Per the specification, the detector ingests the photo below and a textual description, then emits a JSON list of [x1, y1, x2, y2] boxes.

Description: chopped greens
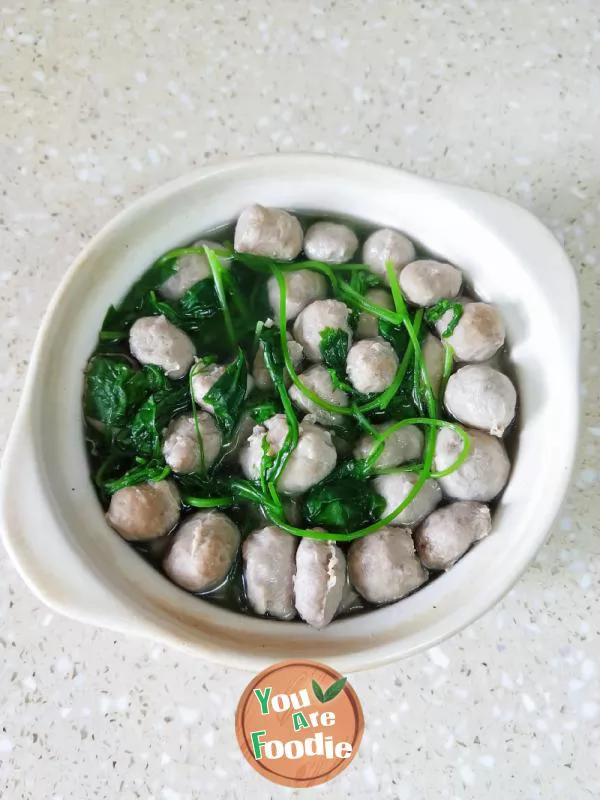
[[304, 477, 386, 532], [319, 327, 350, 375]]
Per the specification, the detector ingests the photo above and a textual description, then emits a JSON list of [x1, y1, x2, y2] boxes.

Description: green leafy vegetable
[[103, 459, 171, 494], [425, 299, 464, 337], [258, 324, 299, 500], [304, 477, 386, 532], [319, 327, 350, 376], [248, 400, 280, 424], [378, 318, 409, 355], [202, 349, 248, 435], [178, 279, 221, 320], [123, 384, 190, 457], [84, 357, 134, 427]]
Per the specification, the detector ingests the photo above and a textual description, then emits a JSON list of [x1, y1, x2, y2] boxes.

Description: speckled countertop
[[1, 2, 599, 798]]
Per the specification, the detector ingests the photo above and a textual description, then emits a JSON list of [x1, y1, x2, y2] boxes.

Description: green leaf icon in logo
[[312, 676, 348, 704]]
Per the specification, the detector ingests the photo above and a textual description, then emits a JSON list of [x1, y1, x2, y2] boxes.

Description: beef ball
[[362, 228, 416, 282], [414, 501, 492, 570], [267, 269, 328, 323], [434, 426, 510, 501], [234, 204, 303, 260], [353, 423, 424, 468], [163, 511, 240, 593], [289, 364, 350, 427], [106, 480, 180, 541], [436, 301, 505, 362], [239, 414, 337, 495], [243, 526, 297, 620], [129, 315, 195, 379], [162, 413, 222, 473], [294, 536, 346, 628], [444, 364, 517, 436], [399, 259, 462, 307], [348, 527, 428, 604], [346, 338, 399, 394], [303, 221, 358, 264], [373, 472, 442, 526]]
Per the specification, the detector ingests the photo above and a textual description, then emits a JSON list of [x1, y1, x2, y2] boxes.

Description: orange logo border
[[235, 659, 364, 788]]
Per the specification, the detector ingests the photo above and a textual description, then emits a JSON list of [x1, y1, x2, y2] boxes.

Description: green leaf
[[378, 318, 408, 355], [248, 400, 280, 424], [119, 258, 179, 314], [304, 477, 385, 532], [323, 677, 348, 702], [123, 383, 190, 457], [425, 300, 464, 337], [178, 278, 220, 320], [103, 459, 171, 494], [256, 325, 299, 494], [312, 679, 325, 703], [84, 356, 135, 427], [128, 395, 160, 456], [319, 327, 349, 376], [203, 349, 248, 435], [258, 325, 286, 374]]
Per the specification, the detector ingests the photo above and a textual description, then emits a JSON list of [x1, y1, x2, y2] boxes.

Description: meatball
[[162, 413, 222, 473], [303, 221, 358, 264], [436, 301, 505, 362], [293, 299, 352, 362], [422, 333, 445, 397], [129, 315, 195, 379], [294, 536, 346, 629], [373, 472, 442, 526], [158, 239, 222, 301], [355, 288, 394, 339], [414, 501, 492, 570], [162, 510, 240, 593], [267, 269, 328, 323], [243, 526, 297, 620], [253, 334, 303, 390], [106, 480, 180, 541], [434, 426, 510, 501], [348, 527, 428, 604], [239, 414, 337, 495], [444, 365, 517, 436], [289, 364, 349, 427], [399, 259, 462, 307], [353, 422, 424, 469], [234, 204, 303, 260], [346, 338, 399, 394], [362, 228, 416, 282]]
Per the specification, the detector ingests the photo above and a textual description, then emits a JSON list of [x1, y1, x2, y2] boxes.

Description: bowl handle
[[0, 407, 137, 633], [438, 181, 580, 351]]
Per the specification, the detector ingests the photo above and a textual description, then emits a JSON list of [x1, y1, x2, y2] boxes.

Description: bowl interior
[[21, 157, 578, 670]]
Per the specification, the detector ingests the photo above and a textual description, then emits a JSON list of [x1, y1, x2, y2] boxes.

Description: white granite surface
[[1, 1, 599, 798]]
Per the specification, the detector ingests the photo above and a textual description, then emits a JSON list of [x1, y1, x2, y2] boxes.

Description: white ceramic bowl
[[0, 155, 579, 673]]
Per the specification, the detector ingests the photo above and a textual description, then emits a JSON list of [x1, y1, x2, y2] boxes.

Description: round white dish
[[0, 155, 580, 673]]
